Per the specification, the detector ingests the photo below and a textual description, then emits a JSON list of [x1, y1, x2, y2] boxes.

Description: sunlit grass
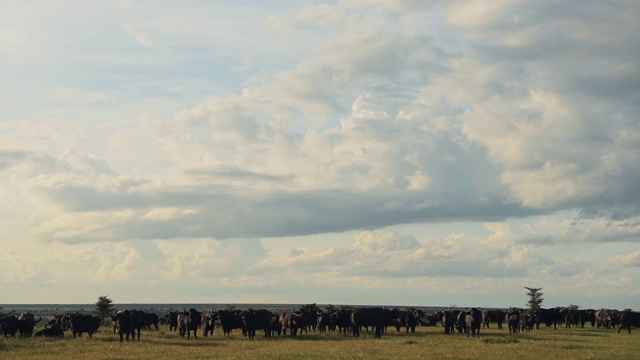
[[0, 325, 636, 359]]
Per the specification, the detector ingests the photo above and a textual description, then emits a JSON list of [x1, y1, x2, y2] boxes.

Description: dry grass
[[0, 325, 637, 360]]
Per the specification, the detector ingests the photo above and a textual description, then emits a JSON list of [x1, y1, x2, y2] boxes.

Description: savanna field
[[1, 324, 637, 360]]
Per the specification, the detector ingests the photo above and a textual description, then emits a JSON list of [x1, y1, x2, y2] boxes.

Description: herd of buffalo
[[1, 306, 638, 341]]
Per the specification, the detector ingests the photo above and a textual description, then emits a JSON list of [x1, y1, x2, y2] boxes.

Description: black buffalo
[[482, 309, 504, 329], [166, 311, 179, 332], [17, 312, 42, 337], [395, 309, 417, 333], [34, 324, 65, 338], [440, 310, 459, 335], [242, 309, 275, 339], [351, 307, 398, 338], [331, 309, 352, 334], [618, 310, 640, 334], [418, 312, 440, 326], [217, 309, 244, 336], [144, 312, 159, 330], [1, 315, 19, 337], [317, 311, 331, 334], [112, 309, 146, 342], [535, 308, 560, 330], [69, 313, 101, 338]]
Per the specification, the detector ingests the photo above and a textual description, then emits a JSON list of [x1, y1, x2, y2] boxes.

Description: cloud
[[615, 251, 640, 267], [120, 23, 154, 47], [1, 1, 640, 308]]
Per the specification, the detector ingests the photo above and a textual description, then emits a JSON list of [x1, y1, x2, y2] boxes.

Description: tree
[[95, 295, 114, 324], [524, 287, 544, 311]]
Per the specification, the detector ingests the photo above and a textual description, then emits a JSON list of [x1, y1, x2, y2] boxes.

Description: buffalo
[[17, 312, 42, 337], [217, 309, 244, 336], [1, 315, 19, 337], [317, 311, 331, 334], [351, 307, 397, 338], [440, 310, 459, 335], [69, 313, 101, 338], [34, 323, 65, 338], [111, 309, 145, 342], [166, 311, 179, 332], [242, 309, 275, 339], [144, 312, 159, 330], [48, 313, 71, 331], [178, 308, 201, 340], [455, 310, 467, 334], [519, 310, 535, 332], [201, 312, 216, 337], [618, 310, 640, 334], [395, 309, 417, 333], [535, 308, 560, 330], [507, 308, 520, 334], [595, 309, 610, 329], [281, 312, 306, 337], [465, 308, 482, 338], [331, 309, 352, 334], [418, 312, 440, 327], [482, 309, 504, 329], [269, 312, 282, 336]]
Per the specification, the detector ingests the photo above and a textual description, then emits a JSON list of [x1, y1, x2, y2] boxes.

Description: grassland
[[0, 325, 636, 360]]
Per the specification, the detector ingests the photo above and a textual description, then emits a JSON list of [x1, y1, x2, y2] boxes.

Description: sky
[[1, 0, 639, 310]]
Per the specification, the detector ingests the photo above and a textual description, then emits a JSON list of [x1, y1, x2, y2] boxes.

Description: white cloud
[[120, 23, 154, 47], [1, 0, 639, 308], [615, 251, 640, 267]]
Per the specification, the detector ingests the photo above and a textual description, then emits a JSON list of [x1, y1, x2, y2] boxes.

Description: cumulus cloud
[[615, 251, 640, 267], [1, 0, 640, 307]]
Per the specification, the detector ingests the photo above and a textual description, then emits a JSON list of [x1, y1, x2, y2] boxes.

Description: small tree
[[525, 287, 544, 311], [95, 295, 114, 324]]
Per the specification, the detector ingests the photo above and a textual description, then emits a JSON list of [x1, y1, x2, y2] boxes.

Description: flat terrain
[[0, 325, 636, 360]]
